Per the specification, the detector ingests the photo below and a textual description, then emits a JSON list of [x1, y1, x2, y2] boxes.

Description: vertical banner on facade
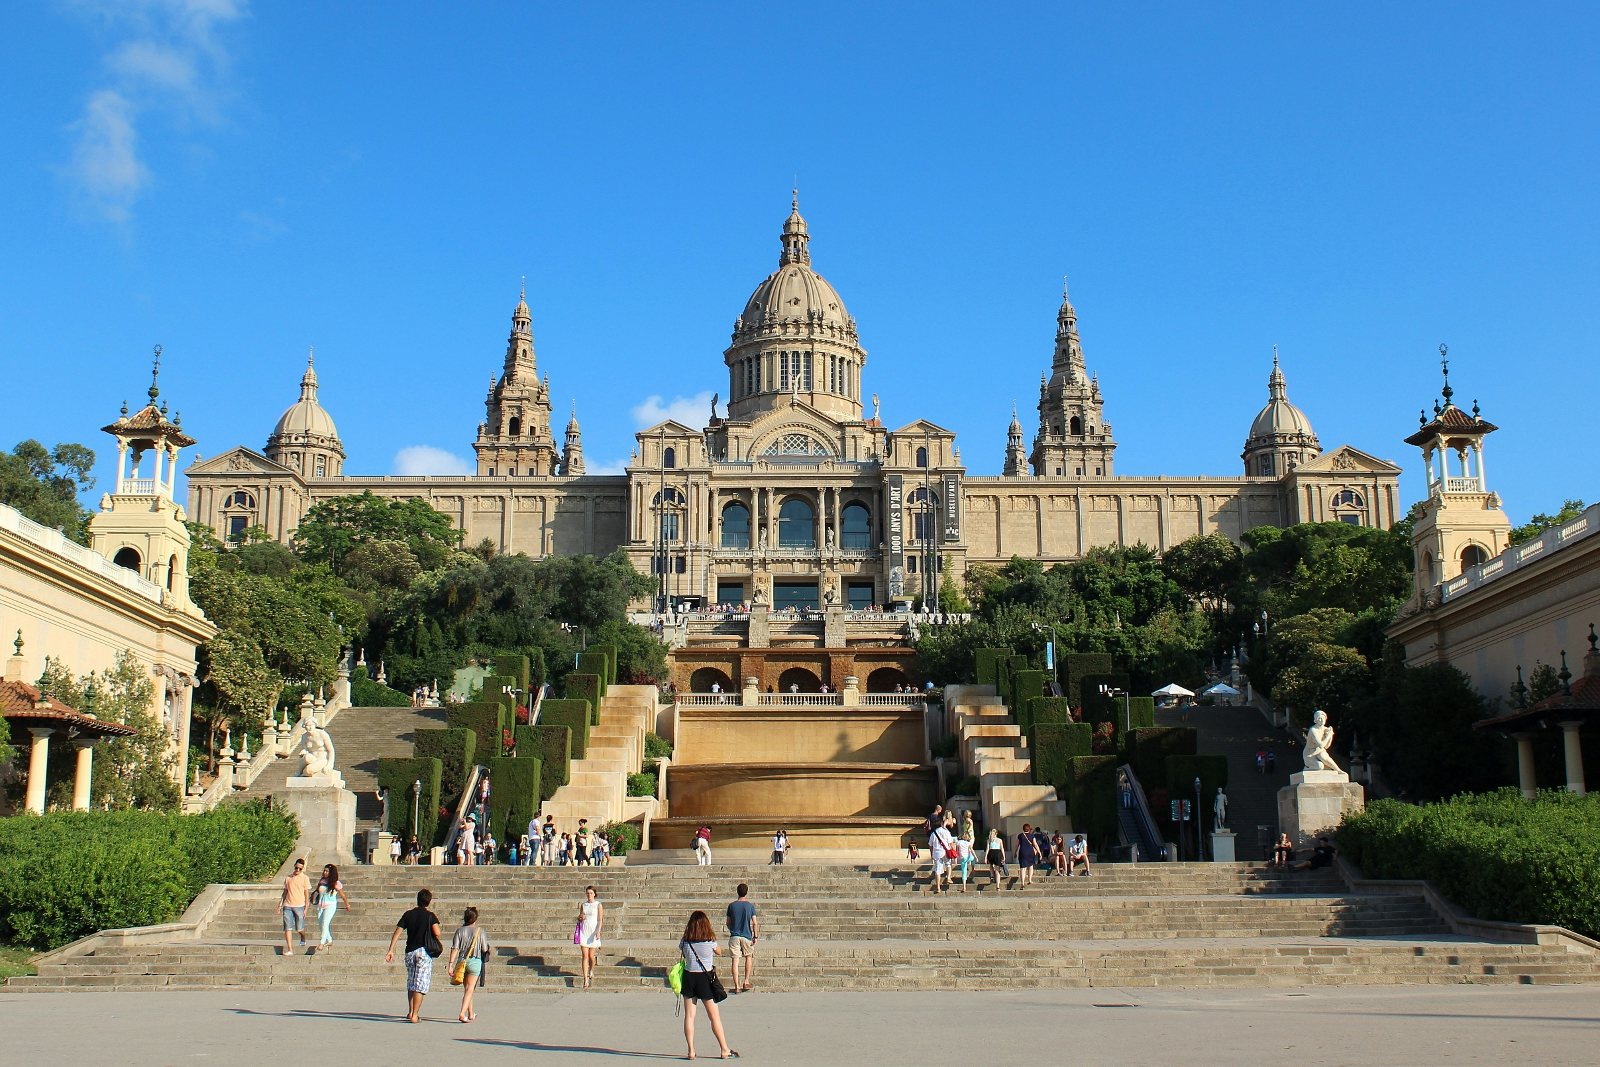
[[942, 472, 961, 543], [886, 475, 905, 600]]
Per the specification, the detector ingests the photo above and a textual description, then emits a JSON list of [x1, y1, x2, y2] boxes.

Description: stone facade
[[188, 198, 1401, 606]]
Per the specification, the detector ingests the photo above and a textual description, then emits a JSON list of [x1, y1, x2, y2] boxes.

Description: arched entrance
[[867, 667, 911, 693], [777, 667, 822, 693], [113, 547, 141, 572], [690, 667, 735, 694]]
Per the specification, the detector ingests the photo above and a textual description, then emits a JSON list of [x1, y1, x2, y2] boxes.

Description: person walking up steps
[[447, 906, 491, 1023], [278, 857, 310, 956], [1015, 823, 1039, 888], [694, 824, 713, 865], [726, 883, 759, 993], [312, 863, 351, 953], [576, 885, 604, 989], [385, 889, 442, 1024], [929, 817, 956, 894], [985, 827, 1008, 890], [678, 910, 738, 1060]]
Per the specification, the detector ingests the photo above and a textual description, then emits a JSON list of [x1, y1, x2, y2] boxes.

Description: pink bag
[[573, 922, 583, 946]]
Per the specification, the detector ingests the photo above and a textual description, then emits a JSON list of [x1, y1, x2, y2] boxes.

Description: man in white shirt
[[929, 821, 955, 894]]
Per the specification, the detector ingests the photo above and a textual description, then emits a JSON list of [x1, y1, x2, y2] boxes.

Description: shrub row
[[350, 673, 412, 707], [1126, 726, 1198, 790], [1339, 790, 1600, 940], [485, 755, 542, 848], [413, 727, 476, 811], [1065, 754, 1119, 847], [515, 725, 572, 801], [540, 699, 592, 758], [1033, 722, 1093, 790], [0, 802, 298, 951], [376, 756, 443, 847], [565, 675, 602, 724]]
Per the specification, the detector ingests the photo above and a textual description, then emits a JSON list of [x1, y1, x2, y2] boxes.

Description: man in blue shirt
[[726, 883, 760, 993]]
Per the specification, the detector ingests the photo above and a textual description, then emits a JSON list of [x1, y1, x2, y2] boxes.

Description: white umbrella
[[1151, 683, 1196, 698], [1202, 681, 1241, 698]]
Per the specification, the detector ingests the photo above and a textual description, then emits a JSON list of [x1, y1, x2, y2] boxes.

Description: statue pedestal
[[279, 781, 357, 865], [1210, 829, 1236, 862], [1278, 771, 1364, 848], [373, 831, 395, 865]]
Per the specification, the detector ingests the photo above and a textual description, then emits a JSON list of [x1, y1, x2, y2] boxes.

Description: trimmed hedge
[[414, 727, 476, 811], [1034, 722, 1094, 790], [1024, 696, 1073, 748], [627, 772, 657, 797], [541, 699, 592, 758], [377, 756, 443, 847], [566, 674, 602, 723], [493, 654, 530, 695], [1127, 726, 1198, 790], [592, 643, 618, 685], [486, 755, 542, 851], [517, 724, 572, 800], [1340, 791, 1600, 940], [1063, 653, 1113, 707], [351, 673, 412, 707], [975, 648, 1007, 687], [1065, 754, 1119, 847], [447, 701, 507, 763], [0, 802, 298, 950], [1082, 672, 1133, 751], [579, 649, 612, 692]]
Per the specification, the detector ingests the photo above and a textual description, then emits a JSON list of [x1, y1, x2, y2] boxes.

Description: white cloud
[[393, 446, 474, 477], [63, 0, 248, 222], [70, 90, 148, 222], [585, 457, 630, 475], [632, 391, 715, 429]]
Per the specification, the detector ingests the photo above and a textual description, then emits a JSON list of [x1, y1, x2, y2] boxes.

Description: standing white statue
[[1213, 786, 1228, 829], [1302, 709, 1339, 772]]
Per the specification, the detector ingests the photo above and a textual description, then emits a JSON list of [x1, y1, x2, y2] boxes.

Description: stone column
[[25, 727, 54, 813], [1560, 721, 1586, 795], [1514, 732, 1537, 800], [72, 740, 96, 811]]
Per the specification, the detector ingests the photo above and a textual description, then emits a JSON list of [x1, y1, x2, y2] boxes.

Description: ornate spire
[[504, 284, 537, 378], [1439, 343, 1454, 405], [562, 401, 585, 475], [148, 344, 162, 403], [1003, 402, 1028, 477], [779, 189, 811, 267], [1268, 344, 1287, 400], [1052, 276, 1085, 379], [299, 346, 319, 402]]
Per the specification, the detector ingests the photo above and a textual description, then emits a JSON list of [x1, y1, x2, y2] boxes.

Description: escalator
[[1114, 763, 1168, 862]]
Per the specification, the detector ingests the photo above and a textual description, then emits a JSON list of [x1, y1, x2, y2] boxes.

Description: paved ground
[[6, 985, 1598, 1064]]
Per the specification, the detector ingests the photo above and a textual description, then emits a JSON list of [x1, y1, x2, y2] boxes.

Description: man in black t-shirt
[[385, 888, 441, 1023]]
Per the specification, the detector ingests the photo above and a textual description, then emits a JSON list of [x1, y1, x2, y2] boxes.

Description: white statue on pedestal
[[1213, 786, 1228, 829], [298, 702, 339, 780], [1303, 709, 1339, 772]]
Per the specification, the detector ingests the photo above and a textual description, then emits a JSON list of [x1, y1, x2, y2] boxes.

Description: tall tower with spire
[[1241, 346, 1320, 477], [1402, 345, 1511, 603], [474, 283, 557, 476], [1030, 279, 1116, 477], [90, 346, 200, 612], [561, 404, 586, 476], [1002, 404, 1029, 477]]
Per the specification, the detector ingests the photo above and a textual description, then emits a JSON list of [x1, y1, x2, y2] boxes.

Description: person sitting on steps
[[1289, 836, 1335, 871]]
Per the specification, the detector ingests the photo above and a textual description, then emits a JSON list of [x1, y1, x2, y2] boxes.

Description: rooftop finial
[[148, 344, 163, 402], [1559, 650, 1573, 695], [1062, 274, 1070, 301], [520, 275, 526, 302], [1589, 622, 1598, 655], [307, 344, 315, 369], [12, 630, 21, 657], [792, 186, 799, 212], [1273, 343, 1280, 368], [1439, 343, 1453, 403]]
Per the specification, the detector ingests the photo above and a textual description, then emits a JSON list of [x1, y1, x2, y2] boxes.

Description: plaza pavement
[[6, 984, 1598, 1065]]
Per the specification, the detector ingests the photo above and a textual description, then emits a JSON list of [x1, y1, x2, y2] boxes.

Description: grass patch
[[0, 943, 38, 980]]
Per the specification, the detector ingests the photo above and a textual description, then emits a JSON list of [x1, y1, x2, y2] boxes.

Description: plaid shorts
[[405, 948, 432, 994]]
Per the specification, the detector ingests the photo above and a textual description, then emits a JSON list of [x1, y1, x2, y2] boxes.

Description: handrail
[[1116, 763, 1168, 861], [440, 763, 486, 861]]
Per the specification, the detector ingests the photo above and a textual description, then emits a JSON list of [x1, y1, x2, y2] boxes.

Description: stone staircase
[[12, 863, 1599, 992], [537, 685, 656, 829], [947, 684, 1070, 838], [1157, 700, 1300, 860]]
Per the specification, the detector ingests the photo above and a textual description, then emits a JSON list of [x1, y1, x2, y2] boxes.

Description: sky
[[2, 2, 1597, 526]]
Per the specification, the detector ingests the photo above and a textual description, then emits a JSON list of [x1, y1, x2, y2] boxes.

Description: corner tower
[[1242, 347, 1320, 477], [474, 283, 557, 476], [89, 346, 199, 612], [1031, 280, 1116, 477], [1403, 345, 1511, 601], [723, 193, 868, 423]]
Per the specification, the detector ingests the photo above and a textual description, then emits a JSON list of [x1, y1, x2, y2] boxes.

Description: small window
[[227, 516, 248, 540], [1333, 489, 1366, 509], [720, 502, 750, 548], [841, 503, 871, 549], [664, 446, 677, 469], [314, 457, 326, 478], [1069, 416, 1083, 435], [1095, 467, 1102, 476], [1338, 514, 1361, 525], [488, 467, 497, 477], [915, 446, 928, 468], [1259, 455, 1275, 477], [509, 416, 522, 437], [113, 547, 142, 571], [224, 491, 256, 510], [1460, 544, 1488, 572]]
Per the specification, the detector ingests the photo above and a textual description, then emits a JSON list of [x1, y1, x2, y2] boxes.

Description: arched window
[[1333, 489, 1366, 509], [915, 446, 928, 468], [1332, 487, 1367, 526], [167, 554, 178, 591], [908, 487, 940, 542], [314, 456, 326, 478], [1069, 415, 1083, 436], [721, 501, 751, 548], [663, 446, 677, 469], [224, 491, 256, 511], [840, 502, 871, 549], [778, 497, 815, 548], [1460, 544, 1488, 573], [509, 416, 522, 437], [653, 487, 685, 543], [113, 547, 141, 572]]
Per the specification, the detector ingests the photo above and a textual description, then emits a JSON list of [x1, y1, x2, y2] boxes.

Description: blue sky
[[3, 3, 1596, 525]]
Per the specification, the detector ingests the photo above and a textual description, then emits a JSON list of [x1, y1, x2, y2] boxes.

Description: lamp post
[[411, 778, 421, 842], [1194, 775, 1204, 862]]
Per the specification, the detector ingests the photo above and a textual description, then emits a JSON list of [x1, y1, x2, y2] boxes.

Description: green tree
[[1509, 499, 1587, 546], [292, 491, 461, 574], [35, 653, 176, 810], [0, 440, 96, 543], [1162, 533, 1243, 608]]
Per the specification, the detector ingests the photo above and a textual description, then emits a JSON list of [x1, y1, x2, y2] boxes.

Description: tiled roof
[[1404, 403, 1498, 446], [0, 679, 138, 737]]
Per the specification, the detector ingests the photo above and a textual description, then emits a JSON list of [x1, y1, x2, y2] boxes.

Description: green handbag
[[667, 959, 685, 994]]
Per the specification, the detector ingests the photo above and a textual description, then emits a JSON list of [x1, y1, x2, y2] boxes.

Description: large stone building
[[187, 197, 1401, 608]]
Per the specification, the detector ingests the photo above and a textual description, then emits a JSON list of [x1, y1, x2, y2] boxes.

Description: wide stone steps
[[15, 938, 1600, 992]]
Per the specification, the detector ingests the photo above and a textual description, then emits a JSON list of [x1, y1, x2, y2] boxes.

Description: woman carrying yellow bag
[[446, 907, 490, 1023]]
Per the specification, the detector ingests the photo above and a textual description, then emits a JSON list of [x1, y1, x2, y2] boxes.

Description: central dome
[[273, 362, 340, 440], [723, 196, 868, 423]]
